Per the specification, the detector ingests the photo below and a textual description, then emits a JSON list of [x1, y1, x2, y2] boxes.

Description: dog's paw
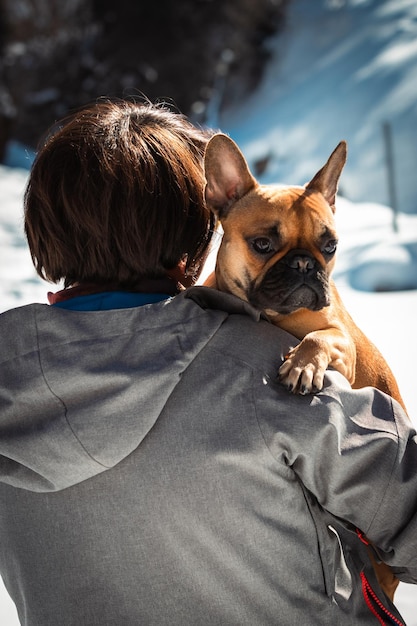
[[278, 343, 329, 395]]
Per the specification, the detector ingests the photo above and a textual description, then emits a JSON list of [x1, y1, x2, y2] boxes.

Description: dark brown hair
[[24, 98, 214, 288]]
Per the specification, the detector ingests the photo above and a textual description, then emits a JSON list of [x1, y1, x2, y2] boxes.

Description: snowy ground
[[1, 164, 416, 624]]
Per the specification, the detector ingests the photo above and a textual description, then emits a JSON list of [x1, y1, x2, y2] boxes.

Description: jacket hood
[[0, 287, 262, 492]]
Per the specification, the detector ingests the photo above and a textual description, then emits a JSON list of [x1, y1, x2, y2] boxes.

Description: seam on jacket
[[33, 308, 110, 469], [249, 362, 334, 602], [363, 395, 401, 537], [195, 315, 287, 467], [239, 359, 296, 470], [206, 340, 288, 469], [297, 479, 332, 599]]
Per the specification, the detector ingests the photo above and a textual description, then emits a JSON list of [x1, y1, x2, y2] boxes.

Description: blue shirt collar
[[52, 291, 171, 311]]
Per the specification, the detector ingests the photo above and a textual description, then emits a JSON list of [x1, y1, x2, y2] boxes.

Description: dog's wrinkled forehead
[[225, 184, 337, 243]]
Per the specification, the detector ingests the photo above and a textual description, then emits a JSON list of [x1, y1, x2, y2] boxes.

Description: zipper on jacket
[[360, 571, 405, 626]]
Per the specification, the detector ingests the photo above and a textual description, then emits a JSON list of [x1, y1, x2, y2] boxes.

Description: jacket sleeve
[[256, 369, 417, 583]]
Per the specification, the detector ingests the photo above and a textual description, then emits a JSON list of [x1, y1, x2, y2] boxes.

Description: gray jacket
[[0, 286, 416, 626]]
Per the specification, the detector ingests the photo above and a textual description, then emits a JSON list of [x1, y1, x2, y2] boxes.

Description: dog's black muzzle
[[248, 249, 330, 314]]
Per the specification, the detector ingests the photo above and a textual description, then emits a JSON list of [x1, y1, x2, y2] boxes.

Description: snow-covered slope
[[220, 0, 417, 215]]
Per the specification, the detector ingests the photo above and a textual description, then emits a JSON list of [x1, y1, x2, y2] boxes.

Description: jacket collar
[[48, 277, 182, 305]]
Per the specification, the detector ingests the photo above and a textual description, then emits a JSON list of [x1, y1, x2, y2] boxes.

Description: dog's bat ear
[[204, 133, 256, 218], [305, 141, 347, 213]]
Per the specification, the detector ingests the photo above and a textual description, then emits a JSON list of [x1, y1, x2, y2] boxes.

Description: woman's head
[[24, 98, 214, 288]]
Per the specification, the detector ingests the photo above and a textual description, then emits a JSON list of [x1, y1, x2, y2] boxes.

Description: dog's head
[[204, 134, 347, 319]]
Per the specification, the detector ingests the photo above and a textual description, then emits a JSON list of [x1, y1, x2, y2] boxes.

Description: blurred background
[[0, 0, 287, 160], [1, 0, 417, 221]]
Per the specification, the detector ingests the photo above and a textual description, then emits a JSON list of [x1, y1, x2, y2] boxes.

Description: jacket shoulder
[[184, 287, 298, 378]]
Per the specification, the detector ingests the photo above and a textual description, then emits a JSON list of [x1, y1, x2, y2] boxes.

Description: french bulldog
[[203, 133, 406, 410]]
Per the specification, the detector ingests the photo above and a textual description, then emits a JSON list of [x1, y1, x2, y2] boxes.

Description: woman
[[0, 99, 415, 626]]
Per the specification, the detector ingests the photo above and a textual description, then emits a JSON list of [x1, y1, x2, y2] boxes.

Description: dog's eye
[[322, 240, 338, 255], [252, 237, 274, 255]]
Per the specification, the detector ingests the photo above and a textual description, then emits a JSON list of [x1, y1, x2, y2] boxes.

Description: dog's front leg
[[278, 327, 356, 394]]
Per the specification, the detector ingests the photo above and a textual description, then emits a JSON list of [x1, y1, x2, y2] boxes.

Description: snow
[[1, 0, 417, 620], [219, 0, 417, 216]]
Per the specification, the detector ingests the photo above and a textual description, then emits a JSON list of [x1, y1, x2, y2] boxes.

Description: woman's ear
[[165, 258, 195, 289]]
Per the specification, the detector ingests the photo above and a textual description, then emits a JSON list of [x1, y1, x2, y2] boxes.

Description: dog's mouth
[[281, 283, 322, 308], [250, 283, 329, 315]]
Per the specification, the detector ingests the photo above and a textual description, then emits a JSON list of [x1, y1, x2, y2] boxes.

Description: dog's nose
[[288, 254, 315, 273]]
